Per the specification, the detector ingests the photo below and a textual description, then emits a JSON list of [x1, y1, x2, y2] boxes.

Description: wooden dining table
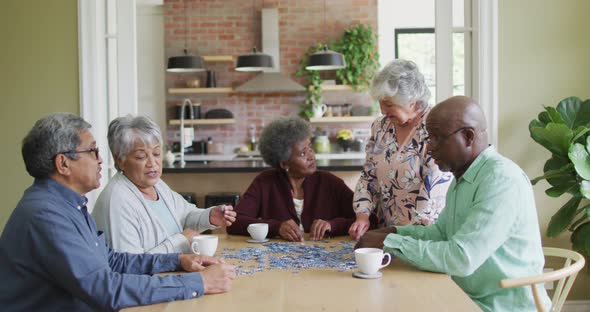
[[123, 234, 481, 312]]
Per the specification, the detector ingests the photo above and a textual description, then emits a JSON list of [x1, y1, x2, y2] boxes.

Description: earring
[[285, 168, 289, 172]]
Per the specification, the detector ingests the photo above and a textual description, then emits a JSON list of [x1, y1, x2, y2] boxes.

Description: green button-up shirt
[[384, 146, 550, 312]]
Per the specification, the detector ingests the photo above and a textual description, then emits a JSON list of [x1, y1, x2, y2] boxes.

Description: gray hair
[[108, 115, 163, 171], [370, 59, 431, 109], [22, 113, 92, 179], [259, 116, 312, 168]]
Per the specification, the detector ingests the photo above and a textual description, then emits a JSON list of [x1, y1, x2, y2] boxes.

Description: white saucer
[[247, 238, 269, 243], [352, 271, 383, 279]]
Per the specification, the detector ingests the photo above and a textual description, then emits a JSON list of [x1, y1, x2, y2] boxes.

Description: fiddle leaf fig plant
[[529, 96, 590, 264]]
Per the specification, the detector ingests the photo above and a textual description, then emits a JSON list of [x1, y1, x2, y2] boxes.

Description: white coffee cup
[[247, 223, 268, 241], [354, 248, 392, 275], [191, 235, 218, 256], [312, 103, 328, 118]]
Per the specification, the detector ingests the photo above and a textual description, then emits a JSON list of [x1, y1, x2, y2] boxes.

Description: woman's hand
[[209, 204, 237, 227], [182, 229, 200, 243], [310, 219, 331, 241], [279, 219, 304, 242], [348, 213, 370, 240], [179, 254, 224, 272]]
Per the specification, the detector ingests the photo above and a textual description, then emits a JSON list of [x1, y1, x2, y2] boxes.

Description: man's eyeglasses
[[426, 127, 474, 147], [52, 147, 100, 160]]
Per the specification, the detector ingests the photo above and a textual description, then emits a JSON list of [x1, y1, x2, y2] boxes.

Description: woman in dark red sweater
[[227, 117, 358, 241]]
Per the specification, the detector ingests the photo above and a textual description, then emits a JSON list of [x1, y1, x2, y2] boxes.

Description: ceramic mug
[[247, 223, 269, 241], [312, 104, 328, 118], [354, 248, 391, 275], [191, 235, 218, 256]]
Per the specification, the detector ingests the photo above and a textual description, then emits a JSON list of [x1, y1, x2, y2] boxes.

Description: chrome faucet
[[179, 98, 195, 167]]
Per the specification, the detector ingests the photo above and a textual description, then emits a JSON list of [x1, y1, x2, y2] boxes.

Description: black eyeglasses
[[426, 127, 473, 147], [52, 147, 100, 160]]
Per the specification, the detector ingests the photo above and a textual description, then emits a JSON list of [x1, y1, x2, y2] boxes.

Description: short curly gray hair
[[108, 115, 163, 171], [370, 59, 431, 109], [22, 113, 92, 179], [259, 116, 312, 168]]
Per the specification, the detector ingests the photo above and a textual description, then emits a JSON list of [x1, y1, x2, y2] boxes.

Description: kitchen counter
[[163, 159, 364, 174]]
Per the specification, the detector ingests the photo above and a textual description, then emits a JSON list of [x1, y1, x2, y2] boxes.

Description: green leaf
[[556, 96, 590, 128], [543, 156, 576, 187], [546, 181, 578, 197], [569, 143, 590, 180], [545, 106, 566, 124], [570, 207, 590, 231], [530, 123, 573, 156], [571, 126, 590, 144], [571, 221, 590, 262], [547, 196, 581, 237], [581, 180, 590, 199], [537, 111, 551, 126]]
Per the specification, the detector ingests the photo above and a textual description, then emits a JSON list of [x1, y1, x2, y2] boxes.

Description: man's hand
[[179, 254, 223, 272], [182, 229, 200, 243], [310, 219, 331, 241], [348, 213, 370, 240], [200, 263, 236, 294], [354, 230, 392, 250], [209, 204, 237, 227], [279, 219, 304, 242]]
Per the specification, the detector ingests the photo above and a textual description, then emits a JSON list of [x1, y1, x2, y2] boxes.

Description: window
[[377, 0, 497, 146], [395, 28, 466, 102]]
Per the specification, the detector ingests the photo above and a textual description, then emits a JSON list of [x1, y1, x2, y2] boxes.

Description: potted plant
[[336, 129, 353, 152], [296, 43, 325, 119], [332, 24, 379, 92], [296, 24, 379, 118], [529, 96, 590, 265]]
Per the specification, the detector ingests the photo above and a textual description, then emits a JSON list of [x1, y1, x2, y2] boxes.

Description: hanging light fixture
[[305, 0, 346, 71], [235, 0, 274, 72], [166, 0, 205, 73]]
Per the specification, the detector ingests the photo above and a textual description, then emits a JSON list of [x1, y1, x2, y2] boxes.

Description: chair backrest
[[499, 247, 585, 312]]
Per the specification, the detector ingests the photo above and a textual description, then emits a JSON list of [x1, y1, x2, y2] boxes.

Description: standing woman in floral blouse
[[349, 60, 453, 239]]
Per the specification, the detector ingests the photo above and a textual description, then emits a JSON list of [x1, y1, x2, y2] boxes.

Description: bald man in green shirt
[[356, 96, 551, 312]]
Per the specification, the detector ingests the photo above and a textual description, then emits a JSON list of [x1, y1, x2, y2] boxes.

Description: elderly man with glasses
[[355, 96, 551, 312], [0, 113, 235, 311]]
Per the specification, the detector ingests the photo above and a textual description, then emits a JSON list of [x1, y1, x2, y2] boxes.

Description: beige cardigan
[[92, 172, 215, 254]]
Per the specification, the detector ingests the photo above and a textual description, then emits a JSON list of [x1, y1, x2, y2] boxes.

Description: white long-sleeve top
[[92, 172, 216, 254]]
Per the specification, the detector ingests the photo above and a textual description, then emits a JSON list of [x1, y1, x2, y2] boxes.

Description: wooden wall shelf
[[202, 55, 234, 62], [169, 88, 234, 94], [309, 116, 375, 124], [309, 85, 354, 92], [169, 119, 235, 126]]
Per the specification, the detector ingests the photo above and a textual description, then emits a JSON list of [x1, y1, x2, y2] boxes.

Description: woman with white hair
[[227, 116, 357, 242], [93, 115, 236, 254], [349, 60, 453, 239]]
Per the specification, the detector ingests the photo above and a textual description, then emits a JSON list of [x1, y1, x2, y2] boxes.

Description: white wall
[[498, 0, 590, 300], [137, 4, 166, 134]]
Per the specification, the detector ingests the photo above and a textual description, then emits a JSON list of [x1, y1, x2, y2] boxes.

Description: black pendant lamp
[[235, 0, 274, 72], [166, 0, 205, 73], [235, 47, 274, 72], [167, 49, 205, 73], [306, 46, 346, 70], [305, 0, 346, 71]]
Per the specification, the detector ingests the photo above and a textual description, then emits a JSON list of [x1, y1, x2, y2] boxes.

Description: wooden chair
[[499, 247, 585, 312]]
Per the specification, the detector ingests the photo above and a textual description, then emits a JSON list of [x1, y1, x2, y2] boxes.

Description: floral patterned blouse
[[353, 110, 453, 226]]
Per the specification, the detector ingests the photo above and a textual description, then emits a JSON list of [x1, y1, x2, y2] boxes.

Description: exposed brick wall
[[164, 0, 378, 148]]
